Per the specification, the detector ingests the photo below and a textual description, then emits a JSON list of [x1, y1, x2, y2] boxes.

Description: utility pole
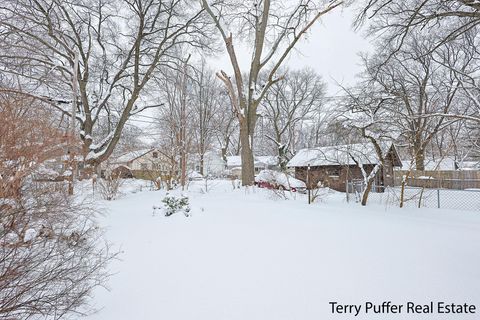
[[68, 51, 79, 195]]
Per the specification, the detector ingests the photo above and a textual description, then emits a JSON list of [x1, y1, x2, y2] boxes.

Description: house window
[[141, 163, 148, 170], [152, 152, 158, 158]]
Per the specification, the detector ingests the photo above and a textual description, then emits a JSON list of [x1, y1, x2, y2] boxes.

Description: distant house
[[111, 148, 172, 177], [256, 156, 279, 170], [188, 151, 225, 176], [226, 155, 279, 178], [287, 143, 402, 192]]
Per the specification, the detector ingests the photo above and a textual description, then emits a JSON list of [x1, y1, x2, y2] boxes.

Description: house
[[256, 156, 279, 170], [226, 155, 279, 178], [287, 143, 402, 192], [188, 151, 225, 177], [111, 148, 173, 178]]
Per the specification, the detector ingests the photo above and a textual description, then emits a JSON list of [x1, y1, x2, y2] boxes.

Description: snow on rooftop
[[256, 156, 278, 166], [226, 156, 242, 167], [287, 143, 392, 167], [227, 155, 278, 167], [114, 148, 154, 163]]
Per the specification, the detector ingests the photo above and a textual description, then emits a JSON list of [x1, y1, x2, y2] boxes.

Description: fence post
[[307, 164, 311, 204], [346, 180, 349, 203], [437, 189, 440, 209]]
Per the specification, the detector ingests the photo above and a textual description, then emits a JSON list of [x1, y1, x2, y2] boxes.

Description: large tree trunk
[[240, 120, 255, 185], [412, 135, 426, 171], [414, 146, 425, 171]]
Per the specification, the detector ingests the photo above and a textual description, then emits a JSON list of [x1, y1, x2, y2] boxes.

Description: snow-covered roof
[[226, 156, 242, 167], [187, 170, 204, 179], [114, 148, 153, 163], [256, 156, 278, 166], [287, 143, 398, 167], [227, 155, 278, 167]]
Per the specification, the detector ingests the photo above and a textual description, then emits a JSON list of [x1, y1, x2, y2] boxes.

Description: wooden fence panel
[[393, 170, 480, 190]]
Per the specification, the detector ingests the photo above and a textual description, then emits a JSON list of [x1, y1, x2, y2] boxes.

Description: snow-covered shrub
[[161, 194, 190, 217], [310, 186, 334, 203], [97, 167, 124, 200], [267, 187, 289, 200]]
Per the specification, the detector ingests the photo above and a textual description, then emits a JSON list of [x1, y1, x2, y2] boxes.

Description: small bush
[[161, 194, 190, 217], [97, 168, 124, 201]]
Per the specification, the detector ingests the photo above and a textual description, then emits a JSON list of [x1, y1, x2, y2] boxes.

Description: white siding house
[[226, 155, 279, 178], [188, 151, 226, 176], [113, 148, 171, 172]]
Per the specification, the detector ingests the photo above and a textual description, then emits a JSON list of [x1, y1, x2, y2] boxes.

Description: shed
[[287, 143, 402, 192]]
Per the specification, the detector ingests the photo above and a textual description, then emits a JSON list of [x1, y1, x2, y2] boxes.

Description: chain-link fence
[[350, 185, 480, 211], [393, 170, 480, 189]]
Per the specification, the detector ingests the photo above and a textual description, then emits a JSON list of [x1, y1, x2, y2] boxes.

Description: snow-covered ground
[[82, 179, 480, 320]]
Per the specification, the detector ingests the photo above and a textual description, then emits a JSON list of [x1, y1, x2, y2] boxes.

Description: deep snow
[[82, 180, 480, 320]]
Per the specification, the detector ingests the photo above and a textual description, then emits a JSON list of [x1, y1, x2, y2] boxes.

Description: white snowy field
[[82, 180, 480, 320]]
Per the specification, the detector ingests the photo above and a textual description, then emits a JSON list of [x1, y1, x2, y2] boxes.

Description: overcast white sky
[[207, 6, 372, 96]]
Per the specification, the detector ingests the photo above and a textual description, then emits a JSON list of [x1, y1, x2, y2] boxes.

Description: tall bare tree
[[200, 0, 343, 185], [189, 61, 224, 175], [356, 0, 480, 54], [261, 68, 326, 170], [154, 54, 196, 188], [0, 0, 210, 168], [357, 34, 463, 170]]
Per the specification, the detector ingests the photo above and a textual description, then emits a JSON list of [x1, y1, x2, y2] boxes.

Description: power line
[[131, 113, 159, 120]]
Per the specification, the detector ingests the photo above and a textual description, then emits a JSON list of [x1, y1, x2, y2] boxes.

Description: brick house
[[287, 143, 402, 192]]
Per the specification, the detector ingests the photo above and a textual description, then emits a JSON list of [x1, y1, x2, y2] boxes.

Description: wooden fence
[[393, 170, 480, 190]]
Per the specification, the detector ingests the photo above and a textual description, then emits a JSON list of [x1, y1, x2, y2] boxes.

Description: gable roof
[[226, 156, 242, 167], [287, 143, 401, 168], [114, 148, 155, 163], [226, 155, 279, 168], [256, 156, 278, 166]]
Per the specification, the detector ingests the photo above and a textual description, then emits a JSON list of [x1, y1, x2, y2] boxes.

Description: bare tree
[[0, 92, 114, 319], [214, 92, 239, 165], [200, 0, 343, 185], [0, 0, 210, 168], [357, 34, 463, 170], [189, 61, 224, 175], [339, 83, 398, 205], [356, 0, 480, 54], [355, 0, 480, 129], [154, 56, 195, 189], [261, 68, 326, 170]]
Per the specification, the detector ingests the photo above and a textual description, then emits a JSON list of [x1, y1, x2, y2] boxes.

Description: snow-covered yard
[[83, 180, 480, 320]]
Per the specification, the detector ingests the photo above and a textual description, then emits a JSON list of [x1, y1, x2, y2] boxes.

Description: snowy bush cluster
[[154, 194, 191, 217]]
